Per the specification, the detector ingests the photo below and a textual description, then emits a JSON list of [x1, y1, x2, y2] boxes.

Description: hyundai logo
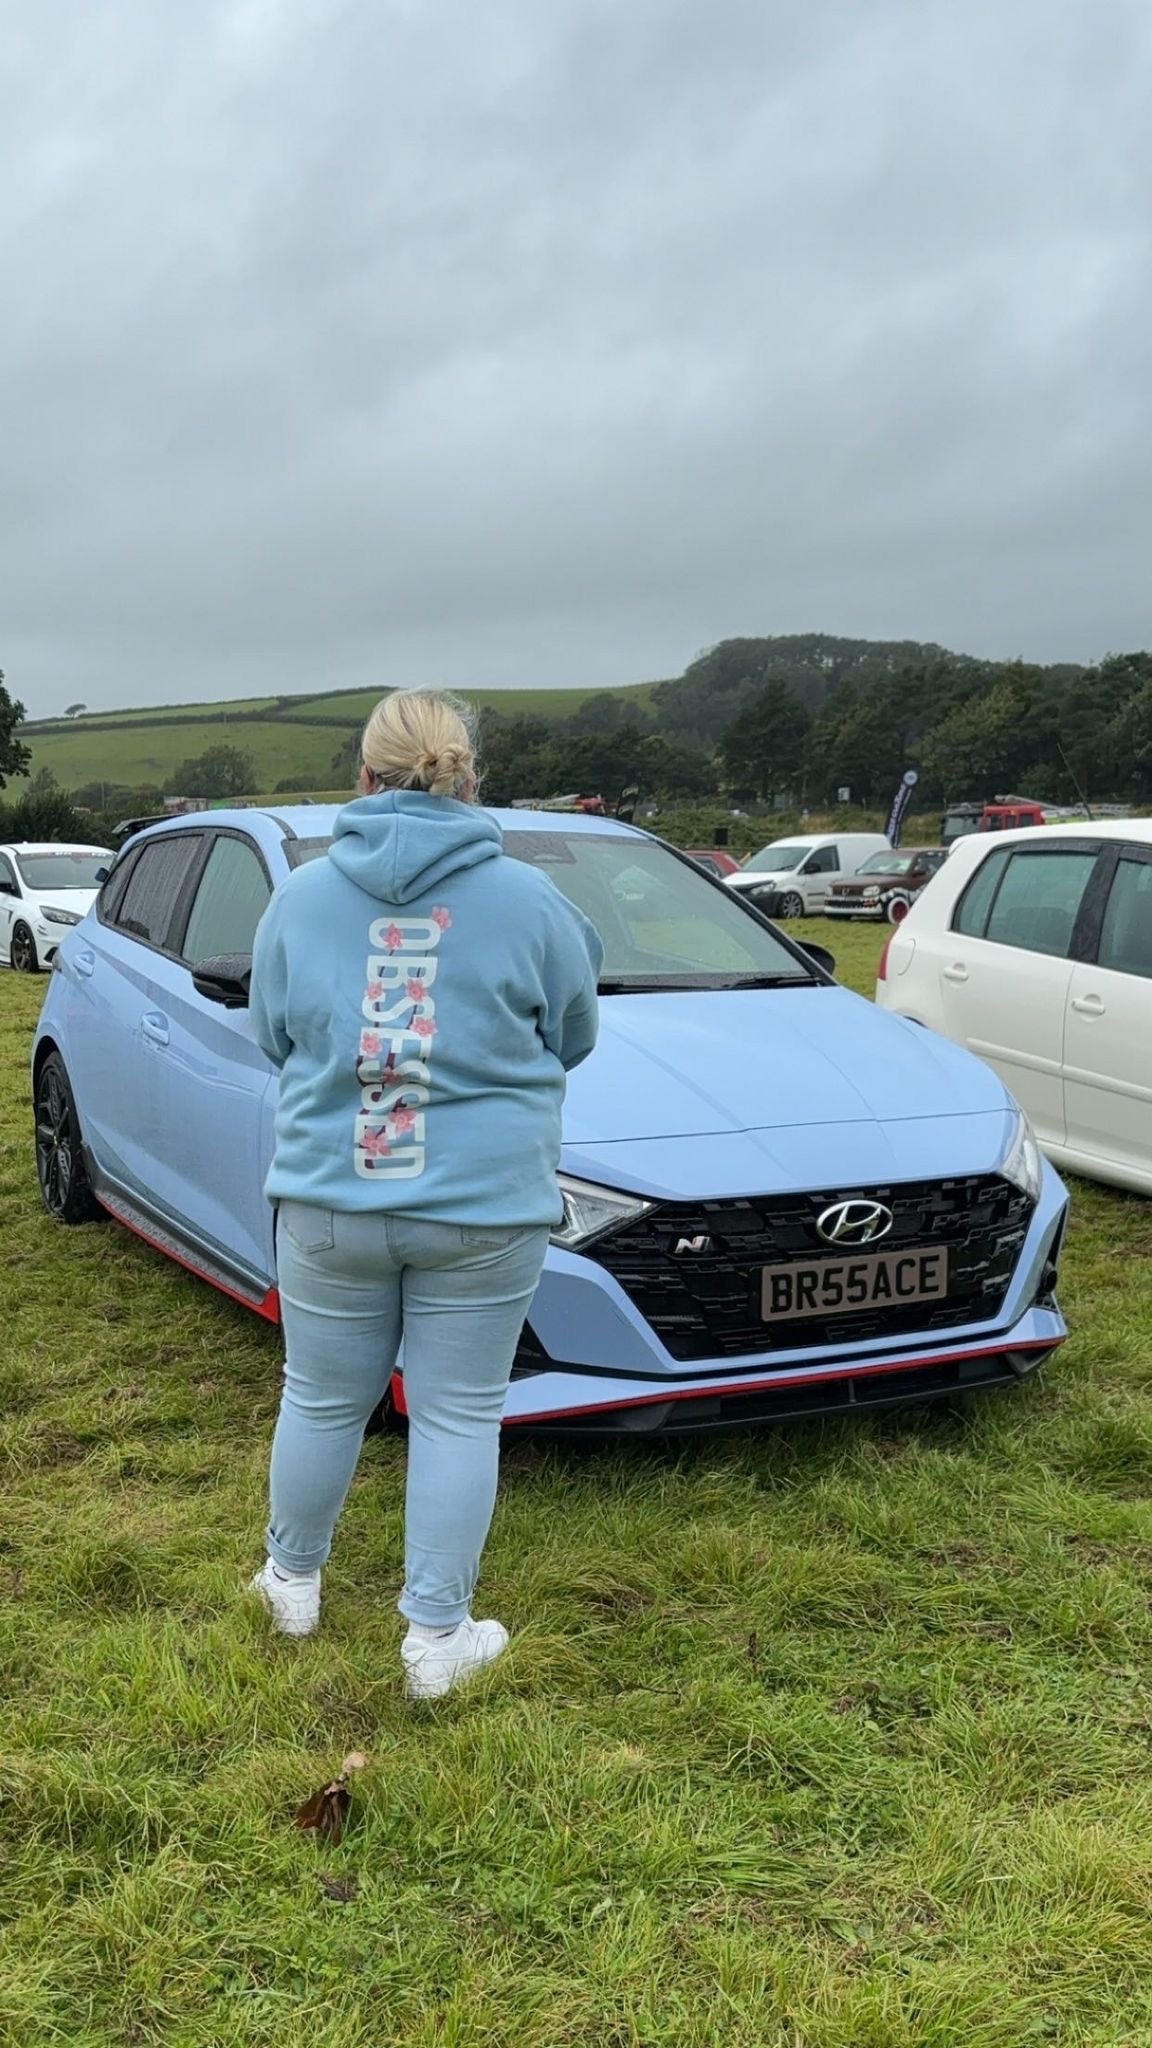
[[816, 1199, 894, 1246]]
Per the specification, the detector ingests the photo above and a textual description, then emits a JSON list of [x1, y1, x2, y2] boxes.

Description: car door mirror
[[799, 942, 836, 978], [0, 878, 18, 897], [192, 952, 253, 1008]]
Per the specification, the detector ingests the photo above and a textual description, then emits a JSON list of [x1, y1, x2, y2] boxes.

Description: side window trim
[[173, 828, 274, 969]]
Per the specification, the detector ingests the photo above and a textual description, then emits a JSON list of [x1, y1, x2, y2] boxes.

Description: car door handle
[[943, 963, 969, 984], [74, 950, 95, 979], [141, 1012, 170, 1047], [1071, 994, 1104, 1017]]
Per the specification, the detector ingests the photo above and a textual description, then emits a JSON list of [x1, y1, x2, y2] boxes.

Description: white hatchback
[[0, 842, 112, 973], [876, 820, 1152, 1195]]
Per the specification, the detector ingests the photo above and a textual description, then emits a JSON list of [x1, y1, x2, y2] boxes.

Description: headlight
[[862, 887, 881, 900], [41, 908, 81, 927], [551, 1174, 654, 1250], [1001, 1111, 1043, 1204]]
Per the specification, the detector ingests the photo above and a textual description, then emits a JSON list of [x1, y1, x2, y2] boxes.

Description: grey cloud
[[3, 0, 1151, 714]]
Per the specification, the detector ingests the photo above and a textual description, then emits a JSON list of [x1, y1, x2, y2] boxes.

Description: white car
[[0, 841, 112, 973], [725, 832, 892, 917], [877, 819, 1152, 1196]]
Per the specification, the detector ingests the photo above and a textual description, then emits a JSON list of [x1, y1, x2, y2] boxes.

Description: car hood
[[33, 887, 99, 912], [564, 985, 1011, 1146]]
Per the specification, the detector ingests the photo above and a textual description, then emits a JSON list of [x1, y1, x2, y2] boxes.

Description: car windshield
[[743, 844, 810, 873], [285, 829, 818, 989], [16, 852, 108, 891], [856, 851, 917, 875]]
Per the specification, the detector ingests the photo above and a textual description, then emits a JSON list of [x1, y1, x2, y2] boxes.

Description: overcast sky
[[4, 0, 1151, 718]]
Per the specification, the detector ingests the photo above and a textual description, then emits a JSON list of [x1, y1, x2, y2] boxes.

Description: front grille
[[586, 1175, 1033, 1363]]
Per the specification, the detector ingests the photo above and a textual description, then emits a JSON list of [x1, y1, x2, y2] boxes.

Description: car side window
[[981, 850, 1098, 959], [803, 847, 838, 874], [98, 851, 138, 924], [112, 836, 204, 950], [952, 848, 1010, 936], [181, 835, 271, 965], [1096, 856, 1152, 981]]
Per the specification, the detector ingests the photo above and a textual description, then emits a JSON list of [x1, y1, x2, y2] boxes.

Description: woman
[[247, 690, 602, 1697]]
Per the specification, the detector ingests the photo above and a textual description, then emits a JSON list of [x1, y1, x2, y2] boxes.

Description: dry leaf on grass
[[294, 1751, 369, 1847]]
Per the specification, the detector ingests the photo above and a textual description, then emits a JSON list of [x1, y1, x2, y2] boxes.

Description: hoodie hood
[[329, 790, 502, 903]]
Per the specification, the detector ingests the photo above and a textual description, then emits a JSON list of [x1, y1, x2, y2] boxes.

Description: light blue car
[[32, 806, 1069, 1433]]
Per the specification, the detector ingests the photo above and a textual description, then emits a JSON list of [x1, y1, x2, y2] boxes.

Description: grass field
[[3, 924, 1152, 2045], [21, 682, 659, 795]]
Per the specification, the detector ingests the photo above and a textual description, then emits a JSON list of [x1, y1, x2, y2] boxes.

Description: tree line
[[3, 638, 1152, 840]]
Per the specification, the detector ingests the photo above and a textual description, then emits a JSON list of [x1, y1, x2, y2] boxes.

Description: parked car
[[685, 847, 742, 879], [0, 842, 112, 973], [825, 846, 948, 924], [32, 807, 1067, 1432], [724, 832, 892, 917], [877, 819, 1152, 1196]]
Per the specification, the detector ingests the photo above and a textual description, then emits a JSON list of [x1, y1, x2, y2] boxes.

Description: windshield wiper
[[597, 972, 817, 994]]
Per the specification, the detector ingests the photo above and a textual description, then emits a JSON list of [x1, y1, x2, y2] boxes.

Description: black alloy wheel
[[35, 1053, 101, 1224], [10, 923, 38, 973]]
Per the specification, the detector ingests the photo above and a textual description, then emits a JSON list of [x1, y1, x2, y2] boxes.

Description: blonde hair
[[359, 689, 477, 799]]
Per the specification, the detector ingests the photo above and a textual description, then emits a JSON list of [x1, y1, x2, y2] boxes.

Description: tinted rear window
[[113, 836, 203, 948]]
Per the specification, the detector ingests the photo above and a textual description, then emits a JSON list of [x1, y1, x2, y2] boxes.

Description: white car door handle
[[141, 1012, 170, 1047], [943, 963, 969, 984], [1071, 994, 1105, 1017]]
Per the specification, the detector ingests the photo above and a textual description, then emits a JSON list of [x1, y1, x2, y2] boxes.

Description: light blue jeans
[[267, 1202, 550, 1628]]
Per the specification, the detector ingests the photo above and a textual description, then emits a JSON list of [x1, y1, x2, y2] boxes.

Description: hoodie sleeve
[[538, 893, 604, 1073], [249, 892, 293, 1070]]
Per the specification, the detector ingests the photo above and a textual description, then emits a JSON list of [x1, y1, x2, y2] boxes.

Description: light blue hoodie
[[249, 791, 603, 1225]]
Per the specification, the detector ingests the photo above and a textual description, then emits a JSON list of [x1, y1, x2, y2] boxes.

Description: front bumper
[[497, 1308, 1063, 1433], [394, 1163, 1069, 1435], [824, 901, 887, 920]]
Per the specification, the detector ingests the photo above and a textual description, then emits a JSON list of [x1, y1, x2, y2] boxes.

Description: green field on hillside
[[21, 681, 658, 796]]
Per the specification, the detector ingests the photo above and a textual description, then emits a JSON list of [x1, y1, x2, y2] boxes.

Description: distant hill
[[20, 679, 660, 793]]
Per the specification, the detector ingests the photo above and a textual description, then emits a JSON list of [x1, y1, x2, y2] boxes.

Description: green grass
[[21, 683, 659, 796], [3, 926, 1152, 2044]]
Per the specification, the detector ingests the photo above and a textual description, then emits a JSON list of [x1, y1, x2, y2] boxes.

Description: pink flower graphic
[[389, 1105, 417, 1135], [385, 923, 404, 951], [411, 1016, 437, 1039], [406, 977, 426, 1002], [360, 1031, 381, 1057], [431, 907, 451, 930], [360, 1127, 391, 1159], [366, 981, 383, 1002]]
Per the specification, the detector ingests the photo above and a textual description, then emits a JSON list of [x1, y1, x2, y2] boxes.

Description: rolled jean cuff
[[398, 1585, 471, 1630], [266, 1526, 331, 1575]]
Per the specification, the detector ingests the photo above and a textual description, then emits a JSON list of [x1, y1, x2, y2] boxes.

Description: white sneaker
[[250, 1558, 321, 1637], [401, 1617, 509, 1699]]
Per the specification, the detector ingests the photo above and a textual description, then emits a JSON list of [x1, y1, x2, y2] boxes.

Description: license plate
[[761, 1247, 949, 1322]]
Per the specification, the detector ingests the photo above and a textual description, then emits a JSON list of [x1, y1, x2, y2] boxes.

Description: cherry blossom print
[[354, 910, 448, 1181]]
